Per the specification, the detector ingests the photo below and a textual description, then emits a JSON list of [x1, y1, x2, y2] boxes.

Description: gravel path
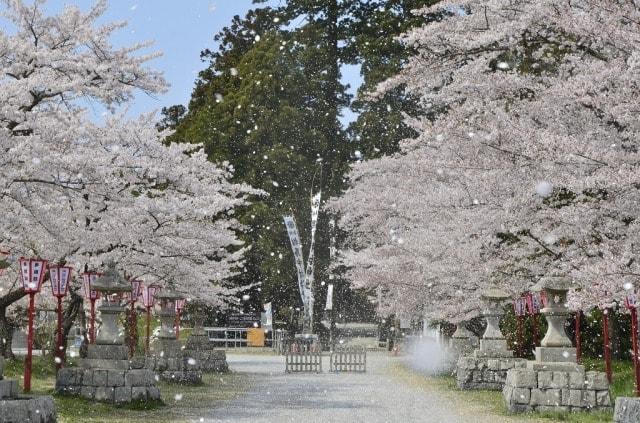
[[203, 352, 521, 423]]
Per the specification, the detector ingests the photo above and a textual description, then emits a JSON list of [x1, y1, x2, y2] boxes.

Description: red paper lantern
[[130, 279, 144, 303], [141, 284, 159, 308], [49, 265, 73, 298], [81, 272, 101, 301], [19, 258, 48, 293], [175, 298, 187, 313]]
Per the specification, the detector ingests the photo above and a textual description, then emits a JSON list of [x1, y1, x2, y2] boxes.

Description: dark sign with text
[[227, 313, 260, 328]]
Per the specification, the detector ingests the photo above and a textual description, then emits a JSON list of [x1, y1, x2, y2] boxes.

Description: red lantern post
[[625, 293, 640, 396], [175, 298, 186, 340], [141, 284, 159, 354], [513, 297, 526, 358], [127, 279, 143, 357], [82, 272, 101, 344], [48, 265, 73, 370], [19, 257, 48, 393]]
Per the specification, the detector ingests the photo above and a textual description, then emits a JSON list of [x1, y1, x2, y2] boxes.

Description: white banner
[[283, 215, 308, 305], [261, 302, 273, 330], [325, 283, 333, 311]]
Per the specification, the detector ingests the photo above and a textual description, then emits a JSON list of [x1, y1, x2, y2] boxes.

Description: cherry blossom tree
[[0, 0, 263, 354], [330, 0, 640, 323]]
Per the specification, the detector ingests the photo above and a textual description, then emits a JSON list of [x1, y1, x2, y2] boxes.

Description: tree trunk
[[0, 288, 26, 359]]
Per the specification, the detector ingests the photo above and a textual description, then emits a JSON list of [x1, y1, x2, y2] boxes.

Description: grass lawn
[[392, 358, 635, 423], [3, 356, 251, 423]]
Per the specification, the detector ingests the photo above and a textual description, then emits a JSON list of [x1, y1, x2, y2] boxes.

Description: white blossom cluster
[[330, 0, 640, 320], [0, 0, 263, 312]]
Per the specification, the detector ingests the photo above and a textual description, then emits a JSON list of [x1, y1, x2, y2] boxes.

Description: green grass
[[3, 356, 251, 423], [391, 360, 618, 423]]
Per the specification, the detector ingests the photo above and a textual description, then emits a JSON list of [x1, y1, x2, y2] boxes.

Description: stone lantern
[[183, 302, 229, 373], [503, 275, 611, 413], [477, 288, 512, 358], [55, 262, 161, 404], [147, 282, 201, 384], [456, 288, 525, 391], [92, 261, 131, 346]]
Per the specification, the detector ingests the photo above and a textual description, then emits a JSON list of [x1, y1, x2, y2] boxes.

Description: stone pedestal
[[614, 397, 640, 422], [1, 355, 57, 422], [183, 310, 228, 373], [56, 263, 162, 404], [147, 297, 201, 384], [457, 289, 526, 390], [503, 276, 611, 413], [445, 323, 477, 372]]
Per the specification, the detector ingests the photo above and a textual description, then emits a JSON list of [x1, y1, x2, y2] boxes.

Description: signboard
[[325, 283, 334, 311], [261, 302, 273, 330], [514, 297, 527, 316], [227, 313, 260, 328]]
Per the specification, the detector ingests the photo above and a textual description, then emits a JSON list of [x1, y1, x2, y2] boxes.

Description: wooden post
[[89, 298, 96, 344], [575, 310, 582, 364], [603, 309, 613, 384]]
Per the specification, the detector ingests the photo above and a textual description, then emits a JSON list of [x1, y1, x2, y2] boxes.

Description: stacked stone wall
[[457, 356, 525, 390], [503, 367, 611, 413], [56, 367, 160, 404]]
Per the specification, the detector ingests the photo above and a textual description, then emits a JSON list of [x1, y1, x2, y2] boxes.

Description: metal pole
[[24, 293, 35, 393], [575, 310, 582, 364], [631, 307, 640, 397], [89, 299, 96, 344], [56, 296, 63, 370], [603, 309, 613, 384]]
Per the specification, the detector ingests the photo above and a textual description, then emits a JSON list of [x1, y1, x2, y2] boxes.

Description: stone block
[[115, 386, 132, 404], [535, 346, 576, 363], [457, 356, 477, 370], [125, 369, 151, 387], [597, 390, 612, 407], [487, 359, 500, 371], [0, 380, 18, 399], [583, 390, 596, 409], [87, 344, 128, 360], [569, 371, 585, 389], [537, 405, 569, 413], [148, 386, 161, 401], [80, 386, 96, 400], [585, 371, 609, 390], [530, 388, 562, 407], [562, 389, 584, 408], [108, 370, 125, 387], [539, 371, 568, 389], [80, 358, 131, 370], [513, 387, 531, 405], [55, 368, 76, 387], [0, 395, 57, 423], [505, 369, 536, 388], [131, 386, 148, 401], [93, 369, 108, 386], [95, 387, 115, 402], [614, 397, 640, 423], [129, 356, 146, 369], [81, 369, 94, 386]]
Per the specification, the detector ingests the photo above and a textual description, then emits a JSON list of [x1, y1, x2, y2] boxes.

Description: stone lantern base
[[614, 397, 640, 422], [1, 357, 57, 422], [146, 338, 202, 385], [456, 347, 526, 390], [56, 344, 161, 404], [444, 325, 477, 373], [183, 331, 228, 373]]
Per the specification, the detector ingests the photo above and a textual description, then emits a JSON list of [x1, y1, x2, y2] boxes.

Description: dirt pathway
[[202, 352, 544, 423]]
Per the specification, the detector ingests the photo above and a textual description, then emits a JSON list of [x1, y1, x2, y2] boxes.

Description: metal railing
[[329, 346, 366, 373]]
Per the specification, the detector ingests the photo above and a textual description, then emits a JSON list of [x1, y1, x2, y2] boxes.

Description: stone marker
[[457, 288, 526, 390], [503, 276, 612, 413], [183, 305, 228, 373], [1, 354, 57, 422], [56, 262, 161, 404], [146, 283, 201, 384], [614, 397, 640, 422]]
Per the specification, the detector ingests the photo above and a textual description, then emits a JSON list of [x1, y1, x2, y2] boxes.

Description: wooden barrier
[[330, 346, 366, 373], [285, 349, 322, 373]]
